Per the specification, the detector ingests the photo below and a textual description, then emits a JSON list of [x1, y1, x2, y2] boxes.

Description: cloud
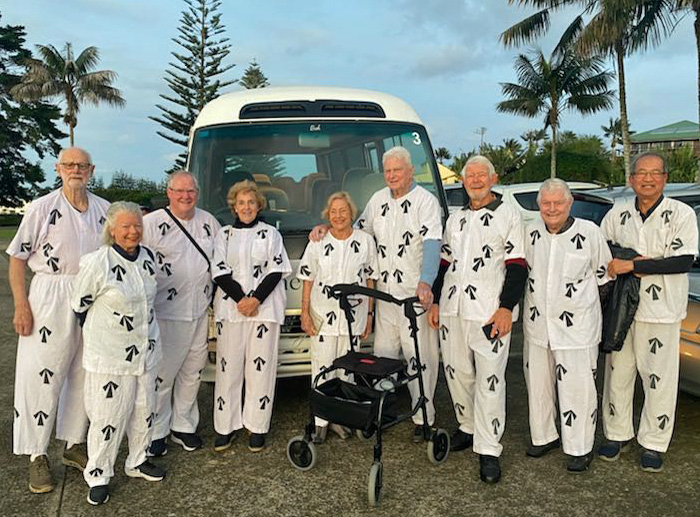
[[407, 44, 480, 78]]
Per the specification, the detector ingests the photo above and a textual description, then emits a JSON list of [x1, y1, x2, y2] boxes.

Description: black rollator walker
[[286, 283, 450, 506]]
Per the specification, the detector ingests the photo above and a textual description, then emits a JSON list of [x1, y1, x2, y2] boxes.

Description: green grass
[[0, 227, 18, 240]]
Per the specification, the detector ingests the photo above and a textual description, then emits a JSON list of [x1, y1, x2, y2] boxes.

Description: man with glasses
[[428, 155, 527, 483], [598, 152, 698, 472], [142, 170, 220, 455], [8, 147, 110, 493]]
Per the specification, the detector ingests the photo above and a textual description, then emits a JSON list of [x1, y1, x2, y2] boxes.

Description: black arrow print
[[409, 357, 427, 372], [596, 265, 606, 279], [491, 418, 500, 435], [402, 231, 413, 246], [380, 270, 389, 283], [34, 410, 49, 426], [649, 337, 664, 354], [146, 412, 155, 428], [156, 251, 166, 264], [148, 339, 156, 352], [559, 311, 574, 327], [445, 364, 455, 379], [487, 374, 499, 391], [400, 199, 411, 214], [472, 257, 485, 272], [459, 217, 467, 232], [439, 324, 449, 340], [49, 209, 62, 225], [419, 225, 429, 236], [203, 223, 212, 237], [660, 209, 672, 225], [158, 222, 171, 236], [256, 324, 269, 339], [80, 294, 94, 307], [143, 260, 155, 275], [565, 282, 577, 298], [350, 240, 361, 253], [455, 403, 465, 416], [125, 345, 139, 362], [465, 285, 477, 300], [504, 240, 514, 254], [482, 244, 493, 259], [570, 233, 586, 250], [257, 229, 267, 239], [299, 264, 311, 277], [111, 264, 126, 281], [398, 244, 407, 257], [649, 373, 660, 389], [364, 265, 375, 277], [323, 243, 334, 256], [220, 356, 227, 372], [609, 403, 616, 417], [380, 203, 389, 217], [101, 424, 116, 440], [46, 256, 59, 272], [39, 368, 54, 384], [563, 410, 577, 427], [393, 269, 404, 283], [103, 381, 119, 398], [253, 356, 266, 371], [42, 243, 53, 256], [259, 395, 271, 410], [645, 284, 662, 300], [161, 263, 173, 276], [657, 414, 670, 430], [216, 321, 223, 336], [356, 218, 365, 229], [252, 264, 263, 278], [490, 337, 504, 354], [377, 244, 387, 258], [530, 229, 541, 245], [556, 364, 568, 381], [480, 212, 493, 227], [326, 311, 337, 325], [20, 241, 31, 253], [529, 306, 540, 321], [90, 468, 104, 477], [217, 396, 225, 410], [167, 287, 178, 301], [527, 278, 535, 293], [620, 210, 631, 225], [670, 238, 683, 251], [440, 243, 452, 256], [38, 326, 52, 343], [447, 285, 457, 300], [591, 408, 598, 425]]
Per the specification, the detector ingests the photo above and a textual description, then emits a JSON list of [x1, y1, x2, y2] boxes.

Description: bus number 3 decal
[[412, 132, 421, 145]]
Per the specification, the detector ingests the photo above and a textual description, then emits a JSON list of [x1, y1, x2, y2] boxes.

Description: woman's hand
[[428, 304, 440, 330], [237, 296, 260, 317], [300, 310, 317, 336]]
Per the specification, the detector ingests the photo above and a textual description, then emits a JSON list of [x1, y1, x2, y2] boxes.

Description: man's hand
[[300, 311, 317, 336], [415, 282, 433, 311], [428, 304, 440, 330], [485, 307, 512, 338], [237, 297, 261, 317], [607, 258, 634, 278], [309, 224, 329, 243], [13, 303, 33, 336]]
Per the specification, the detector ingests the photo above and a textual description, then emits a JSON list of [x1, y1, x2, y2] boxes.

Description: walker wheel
[[286, 435, 316, 471], [355, 428, 375, 441], [427, 428, 450, 465], [367, 461, 383, 507]]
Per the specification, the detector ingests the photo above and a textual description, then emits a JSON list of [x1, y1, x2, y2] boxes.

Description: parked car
[[444, 181, 613, 225], [590, 183, 700, 397]]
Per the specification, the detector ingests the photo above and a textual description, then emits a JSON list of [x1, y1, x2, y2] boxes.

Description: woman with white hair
[[71, 201, 165, 506]]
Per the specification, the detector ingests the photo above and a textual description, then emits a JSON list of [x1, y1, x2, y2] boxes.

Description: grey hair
[[57, 147, 92, 164], [537, 178, 573, 205], [631, 152, 668, 174], [382, 146, 412, 168], [101, 201, 143, 246], [461, 155, 496, 178], [167, 169, 200, 190]]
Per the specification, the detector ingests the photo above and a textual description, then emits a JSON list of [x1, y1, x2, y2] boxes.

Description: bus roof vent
[[239, 100, 386, 119]]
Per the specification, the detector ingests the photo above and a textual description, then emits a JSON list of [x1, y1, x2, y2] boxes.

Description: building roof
[[631, 120, 699, 143]]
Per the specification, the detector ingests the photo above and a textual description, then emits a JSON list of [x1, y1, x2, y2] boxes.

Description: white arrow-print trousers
[[524, 342, 598, 457], [374, 301, 439, 426], [214, 320, 280, 435], [602, 320, 680, 453], [13, 274, 88, 455], [83, 367, 156, 487], [152, 316, 209, 440], [439, 316, 510, 457], [310, 334, 352, 426]]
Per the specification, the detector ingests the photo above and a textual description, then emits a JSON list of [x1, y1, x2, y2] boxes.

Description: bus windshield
[[188, 121, 444, 234]]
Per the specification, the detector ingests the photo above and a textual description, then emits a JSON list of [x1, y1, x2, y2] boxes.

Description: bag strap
[[163, 207, 211, 272]]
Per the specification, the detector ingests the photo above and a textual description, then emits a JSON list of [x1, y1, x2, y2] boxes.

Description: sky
[[3, 0, 698, 185]]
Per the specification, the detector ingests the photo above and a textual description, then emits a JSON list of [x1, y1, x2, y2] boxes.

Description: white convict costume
[[212, 221, 292, 435], [601, 197, 698, 452], [297, 229, 379, 426], [8, 189, 109, 456], [438, 199, 525, 457], [71, 244, 162, 488], [523, 217, 612, 457], [356, 185, 442, 426], [142, 208, 220, 441]]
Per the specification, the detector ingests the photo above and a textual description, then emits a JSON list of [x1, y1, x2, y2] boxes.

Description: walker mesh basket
[[309, 378, 398, 432]]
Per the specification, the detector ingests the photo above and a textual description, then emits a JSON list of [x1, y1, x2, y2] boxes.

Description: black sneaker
[[87, 485, 109, 505], [479, 455, 501, 484], [567, 453, 593, 474], [147, 437, 167, 457], [170, 431, 203, 452], [214, 431, 237, 452], [412, 425, 426, 443], [640, 448, 663, 473], [450, 430, 474, 452], [598, 440, 631, 462], [125, 460, 166, 482], [249, 433, 266, 452], [526, 438, 560, 458]]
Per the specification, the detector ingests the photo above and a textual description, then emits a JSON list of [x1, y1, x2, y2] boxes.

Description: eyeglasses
[[168, 188, 198, 195], [631, 170, 666, 178], [59, 162, 91, 171]]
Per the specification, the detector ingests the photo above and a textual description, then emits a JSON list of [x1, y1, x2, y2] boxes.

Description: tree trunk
[[616, 43, 632, 184], [69, 123, 74, 147], [550, 124, 557, 179], [695, 8, 700, 183]]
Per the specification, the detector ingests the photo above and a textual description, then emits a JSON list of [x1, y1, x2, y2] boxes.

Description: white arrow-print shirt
[[601, 197, 698, 323], [7, 189, 109, 275], [356, 185, 442, 299], [439, 200, 525, 322], [142, 208, 221, 321], [212, 221, 292, 324], [71, 245, 161, 375], [297, 229, 379, 336], [523, 217, 612, 349]]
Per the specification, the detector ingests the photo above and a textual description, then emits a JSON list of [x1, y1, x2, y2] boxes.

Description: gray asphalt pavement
[[1, 237, 699, 517]]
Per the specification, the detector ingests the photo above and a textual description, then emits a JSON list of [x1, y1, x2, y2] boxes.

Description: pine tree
[[239, 60, 269, 89], [0, 16, 65, 206], [150, 0, 236, 169]]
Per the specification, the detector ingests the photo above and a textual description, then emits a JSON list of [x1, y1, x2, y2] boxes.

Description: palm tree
[[601, 117, 635, 159], [11, 42, 125, 146], [497, 48, 615, 178], [520, 128, 548, 154], [501, 0, 678, 181], [434, 147, 452, 164], [675, 1, 700, 181]]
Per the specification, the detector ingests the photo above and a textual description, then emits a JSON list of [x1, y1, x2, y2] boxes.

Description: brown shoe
[[29, 455, 54, 494], [62, 443, 88, 471]]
